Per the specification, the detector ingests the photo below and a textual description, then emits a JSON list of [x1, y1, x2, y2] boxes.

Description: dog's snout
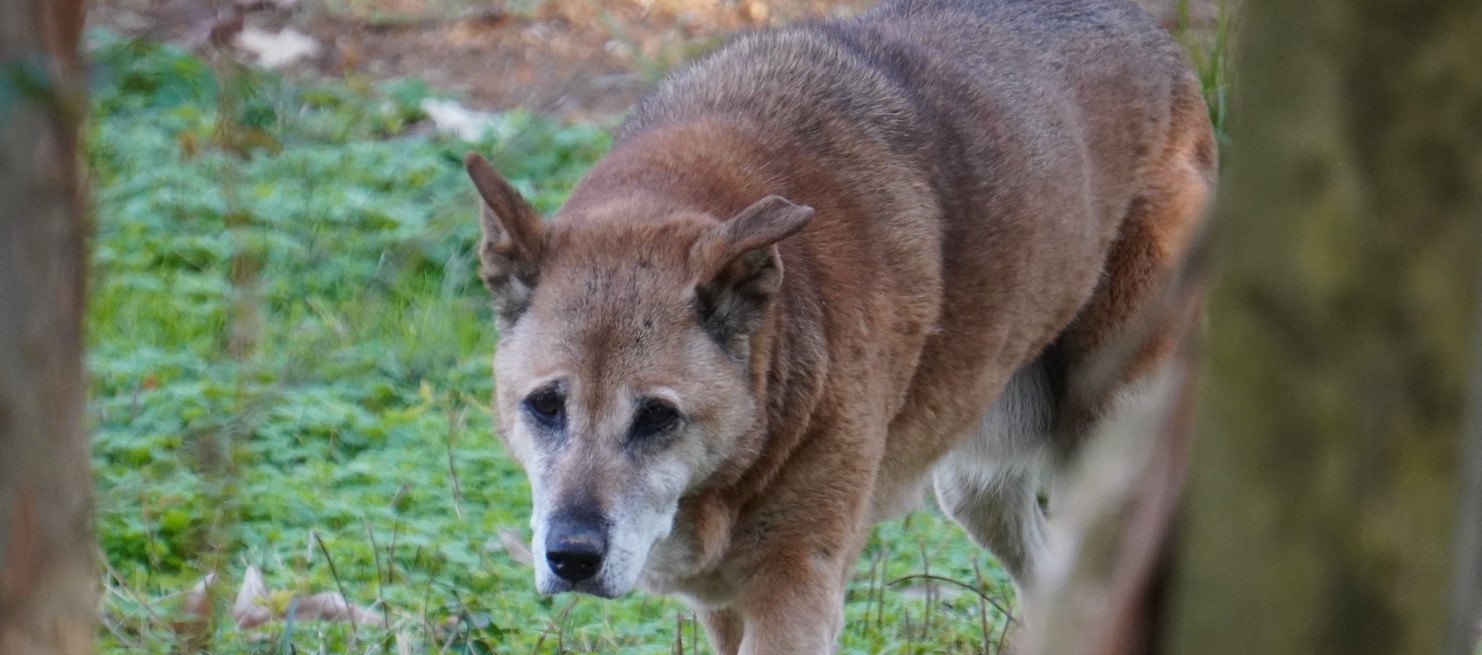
[[545, 515, 607, 583]]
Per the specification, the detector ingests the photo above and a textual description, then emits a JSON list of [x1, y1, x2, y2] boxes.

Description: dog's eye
[[523, 388, 565, 429], [630, 399, 681, 441]]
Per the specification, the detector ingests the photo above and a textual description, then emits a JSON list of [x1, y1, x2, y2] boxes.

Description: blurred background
[[87, 0, 1222, 119]]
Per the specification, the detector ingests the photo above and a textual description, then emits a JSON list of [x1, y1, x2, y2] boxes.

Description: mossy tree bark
[[0, 0, 95, 653], [1167, 0, 1482, 653]]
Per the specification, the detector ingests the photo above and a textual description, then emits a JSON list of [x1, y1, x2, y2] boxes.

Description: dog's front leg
[[732, 550, 849, 655], [697, 607, 745, 655]]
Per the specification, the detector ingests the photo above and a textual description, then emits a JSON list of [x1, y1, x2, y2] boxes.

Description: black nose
[[545, 515, 607, 583]]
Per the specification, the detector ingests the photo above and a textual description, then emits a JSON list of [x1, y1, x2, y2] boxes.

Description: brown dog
[[465, 0, 1214, 651]]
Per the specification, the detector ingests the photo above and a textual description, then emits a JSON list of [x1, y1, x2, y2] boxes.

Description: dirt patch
[[87, 0, 875, 120], [86, 0, 1221, 121]]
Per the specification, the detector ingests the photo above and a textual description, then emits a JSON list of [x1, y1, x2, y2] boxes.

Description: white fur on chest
[[638, 523, 740, 609]]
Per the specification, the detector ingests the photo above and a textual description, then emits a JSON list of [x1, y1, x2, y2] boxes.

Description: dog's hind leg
[[1047, 74, 1216, 460], [933, 360, 1054, 599]]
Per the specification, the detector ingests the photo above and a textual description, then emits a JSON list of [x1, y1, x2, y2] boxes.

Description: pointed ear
[[695, 195, 814, 352], [465, 152, 544, 327]]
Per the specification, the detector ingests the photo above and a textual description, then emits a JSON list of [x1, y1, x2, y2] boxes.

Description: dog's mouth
[[537, 576, 628, 599], [532, 545, 635, 599], [534, 553, 645, 599]]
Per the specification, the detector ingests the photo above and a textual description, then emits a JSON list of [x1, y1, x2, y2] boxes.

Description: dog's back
[[624, 0, 1196, 224], [609, 0, 1214, 495]]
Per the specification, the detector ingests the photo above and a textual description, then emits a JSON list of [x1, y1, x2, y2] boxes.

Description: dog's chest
[[638, 526, 740, 608]]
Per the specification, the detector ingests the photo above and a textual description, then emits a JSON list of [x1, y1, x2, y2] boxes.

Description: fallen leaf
[[233, 26, 320, 69], [232, 566, 272, 628], [228, 565, 382, 629], [181, 572, 215, 619], [171, 572, 215, 642], [420, 99, 499, 142], [496, 526, 534, 567], [293, 592, 385, 625]]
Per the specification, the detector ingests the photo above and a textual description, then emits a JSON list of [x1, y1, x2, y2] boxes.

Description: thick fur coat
[[465, 0, 1215, 652]]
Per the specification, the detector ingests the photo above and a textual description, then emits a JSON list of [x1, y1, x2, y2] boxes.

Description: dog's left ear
[[695, 195, 814, 351], [465, 152, 545, 328]]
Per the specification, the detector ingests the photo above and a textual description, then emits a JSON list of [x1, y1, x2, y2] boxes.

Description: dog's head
[[464, 153, 812, 598]]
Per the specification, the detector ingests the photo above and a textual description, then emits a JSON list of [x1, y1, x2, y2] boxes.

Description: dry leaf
[[420, 99, 500, 141], [172, 572, 215, 644], [233, 26, 320, 68], [292, 592, 384, 625], [496, 526, 534, 567], [228, 565, 383, 629], [232, 566, 273, 628], [181, 572, 215, 619]]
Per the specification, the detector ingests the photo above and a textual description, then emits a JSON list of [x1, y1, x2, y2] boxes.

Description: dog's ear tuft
[[696, 195, 814, 352], [466, 152, 545, 328]]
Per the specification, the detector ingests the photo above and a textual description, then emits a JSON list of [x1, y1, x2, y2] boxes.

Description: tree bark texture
[[1026, 338, 1203, 655], [0, 0, 95, 654], [1167, 0, 1482, 653]]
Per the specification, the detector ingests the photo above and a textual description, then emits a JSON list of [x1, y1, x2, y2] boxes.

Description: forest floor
[[85, 0, 1222, 122]]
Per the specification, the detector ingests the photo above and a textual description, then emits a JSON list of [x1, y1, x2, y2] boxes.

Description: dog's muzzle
[[544, 511, 608, 584]]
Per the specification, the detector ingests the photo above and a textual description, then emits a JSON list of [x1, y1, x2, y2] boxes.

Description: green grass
[[86, 31, 1014, 654], [1177, 0, 1235, 144]]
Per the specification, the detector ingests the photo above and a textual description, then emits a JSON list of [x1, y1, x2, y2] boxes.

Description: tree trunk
[[0, 1, 95, 654], [1166, 0, 1482, 653]]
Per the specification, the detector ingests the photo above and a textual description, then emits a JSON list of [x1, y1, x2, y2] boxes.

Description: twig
[[861, 548, 883, 641], [101, 557, 166, 622], [364, 518, 390, 631], [417, 546, 434, 649], [996, 607, 1012, 655], [887, 574, 1018, 625], [130, 377, 141, 423], [974, 559, 993, 653], [313, 532, 360, 649], [918, 538, 933, 641], [557, 596, 578, 653], [445, 404, 467, 519], [691, 611, 700, 654], [389, 518, 403, 584], [96, 563, 150, 650], [533, 597, 579, 654], [871, 545, 883, 637]]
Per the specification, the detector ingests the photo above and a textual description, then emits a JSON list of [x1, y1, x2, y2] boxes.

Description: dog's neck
[[564, 117, 782, 221]]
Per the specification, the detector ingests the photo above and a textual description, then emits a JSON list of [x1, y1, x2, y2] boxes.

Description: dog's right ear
[[694, 195, 814, 353], [465, 152, 545, 327]]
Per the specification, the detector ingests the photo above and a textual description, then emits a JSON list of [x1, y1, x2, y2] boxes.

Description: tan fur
[[466, 0, 1215, 652]]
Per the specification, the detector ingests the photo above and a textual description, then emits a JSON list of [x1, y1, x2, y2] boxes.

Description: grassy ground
[[87, 32, 1018, 654]]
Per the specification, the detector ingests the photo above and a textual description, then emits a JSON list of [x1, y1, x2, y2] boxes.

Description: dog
[[464, 0, 1215, 651]]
